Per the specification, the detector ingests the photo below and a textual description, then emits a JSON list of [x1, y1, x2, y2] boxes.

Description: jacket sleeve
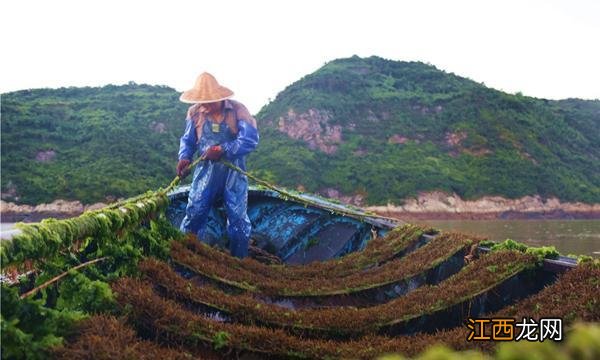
[[178, 118, 197, 161], [221, 120, 259, 159]]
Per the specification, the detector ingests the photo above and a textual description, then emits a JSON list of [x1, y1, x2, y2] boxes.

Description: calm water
[[0, 223, 19, 241], [417, 219, 600, 257], [2, 220, 600, 257], [0, 223, 15, 231]]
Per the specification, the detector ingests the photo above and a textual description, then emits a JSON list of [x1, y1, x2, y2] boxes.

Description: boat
[[167, 185, 400, 264], [167, 185, 579, 269], [1, 184, 598, 359]]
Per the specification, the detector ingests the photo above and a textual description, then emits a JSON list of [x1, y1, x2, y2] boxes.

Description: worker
[[176, 72, 259, 258]]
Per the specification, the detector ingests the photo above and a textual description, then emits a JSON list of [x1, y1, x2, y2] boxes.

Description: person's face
[[199, 101, 223, 115]]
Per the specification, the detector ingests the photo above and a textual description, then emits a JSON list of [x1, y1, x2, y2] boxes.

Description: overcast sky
[[2, 0, 599, 114]]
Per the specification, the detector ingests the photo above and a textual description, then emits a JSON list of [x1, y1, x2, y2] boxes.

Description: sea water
[[417, 219, 600, 257]]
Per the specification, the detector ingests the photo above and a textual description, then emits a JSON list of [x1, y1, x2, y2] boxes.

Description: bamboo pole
[[20, 256, 108, 299]]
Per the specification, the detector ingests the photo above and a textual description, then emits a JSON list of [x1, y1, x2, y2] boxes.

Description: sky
[[1, 0, 599, 114]]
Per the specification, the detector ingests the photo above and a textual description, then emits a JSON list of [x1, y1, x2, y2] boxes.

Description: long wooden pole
[[20, 256, 108, 299]]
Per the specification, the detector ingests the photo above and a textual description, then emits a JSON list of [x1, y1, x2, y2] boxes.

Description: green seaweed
[[0, 207, 180, 358], [490, 238, 560, 262]]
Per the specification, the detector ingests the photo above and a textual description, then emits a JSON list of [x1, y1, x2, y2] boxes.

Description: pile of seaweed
[[1, 191, 599, 359]]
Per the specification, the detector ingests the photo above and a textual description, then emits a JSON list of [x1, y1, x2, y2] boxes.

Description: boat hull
[[167, 185, 399, 264]]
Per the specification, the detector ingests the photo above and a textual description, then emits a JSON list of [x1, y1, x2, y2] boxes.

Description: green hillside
[[250, 56, 600, 204], [1, 56, 599, 205], [1, 84, 188, 204]]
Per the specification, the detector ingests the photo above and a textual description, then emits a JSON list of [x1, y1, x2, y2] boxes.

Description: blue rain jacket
[[178, 100, 259, 258]]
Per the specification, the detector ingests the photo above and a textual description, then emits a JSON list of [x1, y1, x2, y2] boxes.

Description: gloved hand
[[176, 159, 191, 178], [203, 145, 223, 161]]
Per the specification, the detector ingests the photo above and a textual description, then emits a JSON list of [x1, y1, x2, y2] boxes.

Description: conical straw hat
[[179, 72, 234, 104]]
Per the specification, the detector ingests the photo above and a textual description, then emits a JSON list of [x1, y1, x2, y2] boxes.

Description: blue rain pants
[[178, 110, 259, 258]]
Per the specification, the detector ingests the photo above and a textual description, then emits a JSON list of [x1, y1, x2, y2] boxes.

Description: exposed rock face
[[277, 109, 342, 154], [352, 148, 369, 156], [445, 131, 467, 147], [411, 104, 443, 115], [35, 150, 56, 162], [388, 134, 409, 144], [462, 147, 492, 157], [1, 181, 19, 201], [150, 121, 166, 133], [521, 151, 538, 165], [2, 191, 598, 222], [445, 131, 491, 157], [367, 191, 600, 220]]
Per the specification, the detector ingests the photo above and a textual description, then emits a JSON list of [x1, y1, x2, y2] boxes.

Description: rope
[[161, 155, 206, 195], [162, 156, 399, 223]]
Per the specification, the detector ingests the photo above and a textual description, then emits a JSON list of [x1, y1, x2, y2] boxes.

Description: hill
[[1, 83, 188, 204], [1, 57, 599, 205], [249, 56, 600, 205]]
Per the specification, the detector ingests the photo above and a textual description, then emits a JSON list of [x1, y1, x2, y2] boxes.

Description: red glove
[[203, 145, 223, 161], [176, 159, 191, 178]]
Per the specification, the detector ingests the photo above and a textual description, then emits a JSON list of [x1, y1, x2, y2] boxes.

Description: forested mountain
[[250, 56, 600, 204], [2, 56, 599, 205], [1, 84, 188, 204]]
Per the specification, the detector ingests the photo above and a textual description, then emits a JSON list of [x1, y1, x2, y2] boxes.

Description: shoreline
[[365, 191, 600, 221], [3, 190, 600, 222], [368, 209, 600, 221], [2, 201, 599, 223], [0, 199, 108, 223], [3, 210, 599, 223]]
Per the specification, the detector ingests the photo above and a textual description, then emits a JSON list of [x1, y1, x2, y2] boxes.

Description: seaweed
[[1, 193, 169, 268], [2, 185, 597, 359], [133, 248, 535, 339], [489, 238, 560, 261], [171, 230, 477, 297], [53, 315, 197, 360], [112, 263, 599, 359], [0, 185, 180, 358], [180, 224, 428, 282]]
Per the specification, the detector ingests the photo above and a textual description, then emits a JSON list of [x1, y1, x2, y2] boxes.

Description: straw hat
[[179, 72, 234, 104]]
